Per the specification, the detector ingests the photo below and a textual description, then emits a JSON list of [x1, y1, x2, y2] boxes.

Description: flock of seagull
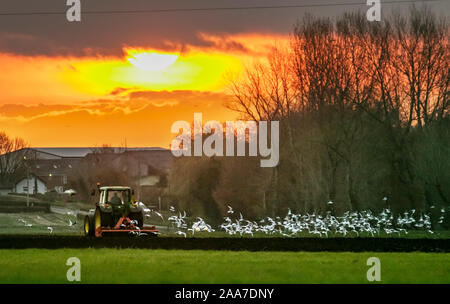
[[164, 205, 447, 238], [14, 202, 447, 237], [17, 217, 56, 233], [168, 211, 215, 236]]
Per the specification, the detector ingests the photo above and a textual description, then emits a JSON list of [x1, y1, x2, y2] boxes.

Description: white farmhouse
[[14, 175, 47, 195]]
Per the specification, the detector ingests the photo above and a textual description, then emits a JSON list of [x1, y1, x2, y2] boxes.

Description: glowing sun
[[126, 50, 179, 72]]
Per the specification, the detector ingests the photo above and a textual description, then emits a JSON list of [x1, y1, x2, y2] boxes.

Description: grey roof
[[31, 147, 168, 158]]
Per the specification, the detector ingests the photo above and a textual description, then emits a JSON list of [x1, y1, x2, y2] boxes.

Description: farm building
[[0, 147, 173, 196], [14, 174, 47, 194]]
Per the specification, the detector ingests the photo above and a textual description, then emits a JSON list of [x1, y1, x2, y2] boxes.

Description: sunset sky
[[0, 0, 448, 148]]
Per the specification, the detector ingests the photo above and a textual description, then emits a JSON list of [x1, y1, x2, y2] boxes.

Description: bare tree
[[0, 132, 28, 186], [225, 8, 449, 214], [169, 7, 449, 219]]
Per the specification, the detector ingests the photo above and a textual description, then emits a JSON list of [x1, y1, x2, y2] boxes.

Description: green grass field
[[0, 249, 448, 284]]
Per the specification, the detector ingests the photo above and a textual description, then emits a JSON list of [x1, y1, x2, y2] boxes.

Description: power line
[[0, 0, 443, 17]]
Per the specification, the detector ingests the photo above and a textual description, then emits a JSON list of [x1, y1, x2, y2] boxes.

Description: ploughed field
[[1, 210, 449, 239], [0, 211, 449, 253]]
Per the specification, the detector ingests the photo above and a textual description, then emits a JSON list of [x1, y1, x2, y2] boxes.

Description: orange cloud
[[0, 91, 238, 148], [0, 32, 288, 146], [195, 32, 290, 57], [0, 54, 95, 105]]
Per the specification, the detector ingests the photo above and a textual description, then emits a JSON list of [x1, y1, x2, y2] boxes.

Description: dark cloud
[[4, 0, 447, 57], [196, 33, 250, 53], [0, 0, 288, 56]]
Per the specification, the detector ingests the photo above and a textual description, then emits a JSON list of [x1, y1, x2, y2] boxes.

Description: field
[[0, 249, 449, 284], [1, 211, 450, 239], [1, 206, 449, 284], [0, 212, 81, 235]]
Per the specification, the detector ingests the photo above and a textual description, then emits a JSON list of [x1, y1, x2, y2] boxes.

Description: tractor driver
[[110, 191, 122, 206]]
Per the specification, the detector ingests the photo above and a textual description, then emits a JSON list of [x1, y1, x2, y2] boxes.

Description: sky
[[0, 0, 448, 148]]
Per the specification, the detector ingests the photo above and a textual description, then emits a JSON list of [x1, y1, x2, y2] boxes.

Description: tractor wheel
[[84, 214, 94, 237], [94, 207, 112, 237], [129, 211, 144, 228], [94, 207, 113, 226], [101, 211, 113, 227]]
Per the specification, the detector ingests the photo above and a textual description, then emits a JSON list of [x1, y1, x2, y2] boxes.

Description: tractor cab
[[104, 188, 129, 206], [84, 184, 158, 237], [95, 186, 140, 215], [99, 186, 133, 207]]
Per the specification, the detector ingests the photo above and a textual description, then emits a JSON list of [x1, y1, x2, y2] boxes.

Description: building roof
[[15, 174, 46, 185], [31, 147, 168, 158], [2, 147, 170, 161]]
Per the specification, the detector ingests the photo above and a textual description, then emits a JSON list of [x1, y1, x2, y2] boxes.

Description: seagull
[[130, 230, 146, 236], [327, 201, 334, 205], [216, 206, 437, 238], [26, 224, 33, 227], [47, 227, 53, 233], [176, 231, 186, 238], [169, 206, 175, 212], [64, 189, 76, 195], [154, 211, 164, 221], [227, 206, 234, 214], [382, 197, 388, 201]]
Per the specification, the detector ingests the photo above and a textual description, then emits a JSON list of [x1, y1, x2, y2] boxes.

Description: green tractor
[[84, 185, 158, 237]]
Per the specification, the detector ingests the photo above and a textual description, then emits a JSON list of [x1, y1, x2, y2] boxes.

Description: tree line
[[168, 7, 449, 226]]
